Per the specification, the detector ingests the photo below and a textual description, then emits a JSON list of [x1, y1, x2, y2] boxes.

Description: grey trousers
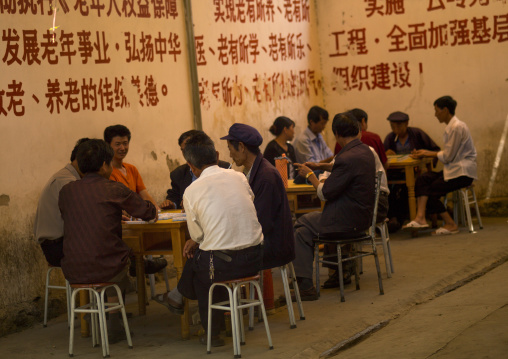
[[292, 212, 321, 280]]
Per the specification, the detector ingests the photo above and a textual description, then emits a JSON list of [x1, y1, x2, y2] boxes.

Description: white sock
[[167, 288, 183, 305]]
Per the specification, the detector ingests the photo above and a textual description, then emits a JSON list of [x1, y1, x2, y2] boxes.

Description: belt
[[213, 244, 261, 263]]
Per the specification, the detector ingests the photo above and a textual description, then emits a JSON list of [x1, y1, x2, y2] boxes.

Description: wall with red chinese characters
[[317, 0, 508, 201], [0, 0, 194, 331]]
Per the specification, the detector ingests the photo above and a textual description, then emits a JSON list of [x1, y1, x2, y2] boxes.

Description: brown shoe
[[199, 334, 225, 347], [293, 286, 318, 301]]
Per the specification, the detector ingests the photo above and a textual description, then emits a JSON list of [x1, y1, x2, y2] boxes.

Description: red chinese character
[[138, 0, 151, 18], [81, 78, 98, 111], [2, 29, 21, 65], [365, 0, 383, 17], [64, 78, 80, 112], [59, 31, 77, 65], [77, 30, 94, 64], [249, 34, 259, 63], [217, 34, 229, 64], [22, 30, 41, 65], [329, 31, 347, 57], [268, 33, 278, 61], [154, 32, 167, 61], [449, 19, 470, 46], [46, 79, 63, 114], [144, 75, 158, 107], [167, 32, 181, 62], [386, 0, 405, 15], [333, 66, 350, 91], [391, 61, 411, 88], [427, 0, 445, 11], [493, 14, 508, 43], [107, 0, 121, 16], [195, 35, 207, 66], [228, 34, 239, 64], [239, 34, 249, 63], [90, 0, 105, 16], [408, 23, 427, 50], [94, 31, 110, 64], [370, 63, 391, 90], [471, 16, 491, 44], [283, 0, 293, 21], [428, 21, 448, 48], [350, 66, 371, 91], [348, 28, 368, 55], [6, 80, 25, 116], [387, 25, 407, 52], [214, 0, 225, 22]]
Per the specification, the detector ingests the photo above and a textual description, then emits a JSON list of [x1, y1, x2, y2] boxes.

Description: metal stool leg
[[314, 244, 321, 297], [250, 280, 274, 351], [461, 189, 475, 233], [279, 266, 296, 329], [471, 187, 483, 229], [288, 263, 305, 320]]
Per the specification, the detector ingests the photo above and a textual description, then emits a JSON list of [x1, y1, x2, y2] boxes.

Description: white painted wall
[[316, 0, 508, 198]]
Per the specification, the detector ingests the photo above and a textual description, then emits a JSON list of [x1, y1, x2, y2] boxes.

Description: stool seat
[[216, 275, 260, 284], [70, 283, 115, 289]]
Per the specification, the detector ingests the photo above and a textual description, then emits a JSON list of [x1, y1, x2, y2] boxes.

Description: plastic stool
[[207, 275, 273, 358], [43, 265, 71, 327], [69, 283, 132, 358]]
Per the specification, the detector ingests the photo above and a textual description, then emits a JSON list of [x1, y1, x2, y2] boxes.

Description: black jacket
[[320, 139, 376, 234], [166, 160, 230, 209], [384, 127, 440, 154], [249, 153, 295, 269]]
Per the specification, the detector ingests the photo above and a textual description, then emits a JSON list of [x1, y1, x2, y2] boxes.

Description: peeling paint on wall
[[150, 151, 158, 161], [0, 194, 10, 206], [166, 155, 180, 173]]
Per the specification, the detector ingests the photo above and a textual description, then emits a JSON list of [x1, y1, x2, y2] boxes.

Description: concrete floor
[[1, 217, 507, 358]]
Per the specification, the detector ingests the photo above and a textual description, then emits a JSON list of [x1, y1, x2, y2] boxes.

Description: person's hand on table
[[411, 149, 430, 159], [160, 199, 176, 209], [294, 163, 312, 177], [183, 239, 199, 258], [386, 149, 396, 156]]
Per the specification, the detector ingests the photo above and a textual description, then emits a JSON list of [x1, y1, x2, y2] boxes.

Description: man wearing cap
[[160, 130, 230, 210], [384, 111, 440, 156], [221, 123, 295, 271], [293, 106, 334, 164], [383, 112, 440, 231]]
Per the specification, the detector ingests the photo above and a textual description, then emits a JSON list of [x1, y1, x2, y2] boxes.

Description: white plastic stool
[[446, 185, 483, 233], [207, 274, 273, 358], [69, 282, 132, 358], [43, 265, 71, 327], [256, 264, 305, 329]]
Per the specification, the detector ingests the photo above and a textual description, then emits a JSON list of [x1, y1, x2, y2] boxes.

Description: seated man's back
[[59, 140, 156, 284]]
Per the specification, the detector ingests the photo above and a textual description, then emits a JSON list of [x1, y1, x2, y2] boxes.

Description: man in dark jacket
[[383, 112, 441, 231], [161, 130, 230, 209], [292, 112, 376, 300], [221, 123, 295, 270]]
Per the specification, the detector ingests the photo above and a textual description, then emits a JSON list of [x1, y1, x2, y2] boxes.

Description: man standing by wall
[[34, 138, 90, 266]]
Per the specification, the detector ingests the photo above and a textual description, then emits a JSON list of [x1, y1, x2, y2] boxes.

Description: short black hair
[[269, 116, 295, 136], [228, 140, 260, 155], [182, 132, 217, 169], [350, 108, 368, 123], [70, 138, 91, 162], [307, 106, 329, 124], [104, 125, 131, 144], [332, 112, 360, 138], [178, 130, 203, 146], [76, 139, 114, 174], [434, 96, 457, 115]]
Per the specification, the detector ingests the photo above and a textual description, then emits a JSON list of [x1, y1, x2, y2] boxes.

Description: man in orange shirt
[[104, 125, 158, 208], [104, 124, 166, 275]]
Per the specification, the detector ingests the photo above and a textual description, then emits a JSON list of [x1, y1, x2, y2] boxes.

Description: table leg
[[405, 165, 417, 220], [79, 291, 89, 338], [171, 227, 190, 340], [135, 252, 146, 315]]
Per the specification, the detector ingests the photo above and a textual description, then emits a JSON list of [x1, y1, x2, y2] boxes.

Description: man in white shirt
[[404, 96, 477, 235], [155, 132, 263, 347]]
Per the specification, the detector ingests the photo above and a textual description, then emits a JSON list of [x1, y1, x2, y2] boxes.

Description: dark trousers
[[40, 238, 64, 267], [415, 171, 473, 215], [177, 245, 262, 336]]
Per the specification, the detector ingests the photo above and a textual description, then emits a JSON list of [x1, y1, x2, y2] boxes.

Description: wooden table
[[286, 179, 324, 215], [387, 155, 433, 220], [122, 211, 191, 340]]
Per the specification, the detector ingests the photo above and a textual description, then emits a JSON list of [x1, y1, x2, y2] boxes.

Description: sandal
[[154, 292, 184, 315], [432, 227, 459, 236], [403, 220, 429, 229]]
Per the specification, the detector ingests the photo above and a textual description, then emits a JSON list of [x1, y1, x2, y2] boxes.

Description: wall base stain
[[0, 194, 10, 206]]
